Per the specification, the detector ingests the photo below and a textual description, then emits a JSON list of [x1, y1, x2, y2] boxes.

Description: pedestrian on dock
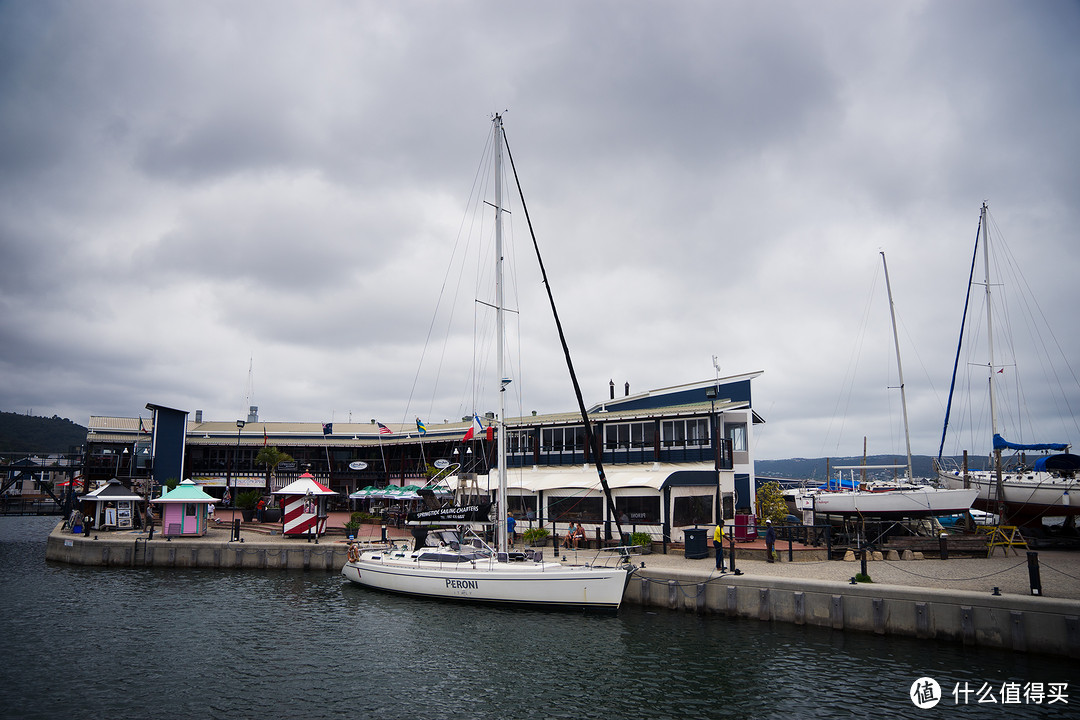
[[765, 519, 776, 563], [145, 503, 155, 540], [506, 513, 516, 546], [713, 522, 726, 572]]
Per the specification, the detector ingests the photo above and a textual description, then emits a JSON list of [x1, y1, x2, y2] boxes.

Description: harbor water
[[2, 516, 1076, 719]]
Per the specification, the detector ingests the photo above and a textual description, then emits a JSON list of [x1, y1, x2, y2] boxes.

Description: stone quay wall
[[625, 567, 1080, 659]]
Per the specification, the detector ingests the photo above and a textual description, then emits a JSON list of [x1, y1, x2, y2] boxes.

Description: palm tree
[[255, 446, 294, 493]]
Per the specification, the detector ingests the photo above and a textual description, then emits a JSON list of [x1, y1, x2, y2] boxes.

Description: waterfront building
[[84, 372, 763, 543]]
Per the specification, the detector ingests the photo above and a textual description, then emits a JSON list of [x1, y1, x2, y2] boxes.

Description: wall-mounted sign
[[348, 461, 369, 471], [433, 459, 450, 469]]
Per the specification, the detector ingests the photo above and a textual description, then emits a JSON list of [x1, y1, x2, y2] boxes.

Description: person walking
[[713, 521, 726, 572], [765, 519, 776, 563]]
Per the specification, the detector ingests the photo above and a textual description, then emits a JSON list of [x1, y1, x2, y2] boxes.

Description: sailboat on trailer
[[936, 203, 1080, 526], [341, 115, 635, 610], [797, 252, 977, 519]]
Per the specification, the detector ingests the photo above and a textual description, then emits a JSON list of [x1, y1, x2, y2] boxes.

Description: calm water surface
[[1, 516, 1075, 719]]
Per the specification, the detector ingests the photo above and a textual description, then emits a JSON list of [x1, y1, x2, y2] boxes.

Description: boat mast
[[880, 252, 913, 481], [494, 114, 508, 556], [979, 203, 1005, 517]]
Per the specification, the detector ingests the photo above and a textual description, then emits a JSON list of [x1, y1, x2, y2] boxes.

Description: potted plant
[[630, 531, 653, 553], [522, 527, 551, 547], [236, 490, 262, 522], [343, 519, 361, 539]]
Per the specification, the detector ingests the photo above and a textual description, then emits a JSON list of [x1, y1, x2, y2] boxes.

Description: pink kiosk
[[152, 479, 218, 537], [274, 473, 337, 539]]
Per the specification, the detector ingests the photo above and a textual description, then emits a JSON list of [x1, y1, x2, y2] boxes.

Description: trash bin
[[684, 527, 708, 559]]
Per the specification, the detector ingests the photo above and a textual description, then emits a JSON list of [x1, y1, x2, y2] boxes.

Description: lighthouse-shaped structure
[[273, 472, 337, 537]]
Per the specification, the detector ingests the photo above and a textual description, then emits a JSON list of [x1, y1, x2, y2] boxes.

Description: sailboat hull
[[939, 470, 1080, 521], [342, 549, 633, 611], [808, 487, 978, 518]]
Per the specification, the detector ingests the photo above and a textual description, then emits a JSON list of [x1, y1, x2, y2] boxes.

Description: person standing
[[765, 519, 776, 563], [144, 503, 155, 540], [506, 513, 516, 546], [713, 522, 726, 572]]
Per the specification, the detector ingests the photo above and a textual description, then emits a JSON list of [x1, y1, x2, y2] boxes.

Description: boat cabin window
[[416, 551, 486, 564]]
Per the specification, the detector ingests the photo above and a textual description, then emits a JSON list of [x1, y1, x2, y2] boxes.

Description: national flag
[[138, 416, 149, 434], [461, 414, 484, 442], [416, 418, 427, 435], [377, 422, 393, 435], [322, 422, 333, 436], [263, 425, 268, 446]]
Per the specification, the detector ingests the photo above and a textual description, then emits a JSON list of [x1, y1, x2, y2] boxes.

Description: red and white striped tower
[[274, 472, 337, 537]]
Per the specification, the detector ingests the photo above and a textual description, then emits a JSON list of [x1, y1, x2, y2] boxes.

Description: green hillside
[[0, 411, 87, 453]]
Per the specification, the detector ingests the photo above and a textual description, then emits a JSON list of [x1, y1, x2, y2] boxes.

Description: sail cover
[[1033, 453, 1080, 472], [993, 433, 1069, 452]]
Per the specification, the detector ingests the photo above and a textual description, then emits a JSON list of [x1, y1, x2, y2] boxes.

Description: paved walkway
[[98, 511, 1080, 602]]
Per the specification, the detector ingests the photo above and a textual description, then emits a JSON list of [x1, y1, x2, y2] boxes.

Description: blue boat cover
[[1033, 454, 1080, 472], [993, 433, 1068, 452], [817, 477, 859, 491]]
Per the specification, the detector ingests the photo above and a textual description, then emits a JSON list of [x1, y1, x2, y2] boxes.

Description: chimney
[[195, 410, 203, 423], [609, 379, 615, 400], [247, 406, 259, 423], [625, 382, 630, 397]]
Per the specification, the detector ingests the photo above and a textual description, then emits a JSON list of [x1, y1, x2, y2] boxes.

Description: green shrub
[[522, 527, 550, 544], [630, 531, 652, 548]]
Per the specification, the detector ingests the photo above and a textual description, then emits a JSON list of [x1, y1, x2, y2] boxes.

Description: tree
[[255, 446, 294, 493], [755, 481, 788, 524]]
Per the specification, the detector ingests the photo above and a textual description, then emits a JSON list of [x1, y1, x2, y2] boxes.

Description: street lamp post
[[233, 420, 245, 531]]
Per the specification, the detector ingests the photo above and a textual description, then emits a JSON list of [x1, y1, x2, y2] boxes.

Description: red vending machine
[[734, 514, 757, 541]]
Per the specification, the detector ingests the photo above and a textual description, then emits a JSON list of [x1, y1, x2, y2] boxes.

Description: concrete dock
[[45, 519, 1080, 658]]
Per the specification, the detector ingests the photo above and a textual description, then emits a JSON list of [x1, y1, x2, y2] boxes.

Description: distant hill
[[0, 411, 87, 453], [756, 454, 992, 482]]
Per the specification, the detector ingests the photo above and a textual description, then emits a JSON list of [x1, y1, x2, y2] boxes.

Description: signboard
[[348, 461, 369, 471], [408, 503, 494, 524], [433, 459, 450, 469], [193, 476, 265, 488]]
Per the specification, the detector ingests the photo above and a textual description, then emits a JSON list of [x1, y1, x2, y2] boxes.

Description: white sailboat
[[936, 204, 1080, 525], [802, 252, 977, 519], [342, 115, 635, 610]]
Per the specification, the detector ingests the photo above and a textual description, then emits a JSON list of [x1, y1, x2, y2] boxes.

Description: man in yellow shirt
[[713, 522, 726, 572]]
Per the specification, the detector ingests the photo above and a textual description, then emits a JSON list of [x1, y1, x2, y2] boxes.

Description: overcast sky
[[2, 1, 1078, 461]]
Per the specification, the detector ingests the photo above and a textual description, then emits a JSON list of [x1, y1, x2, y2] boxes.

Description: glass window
[[672, 495, 713, 526], [604, 421, 655, 450], [508, 430, 533, 455], [661, 418, 711, 448], [185, 503, 197, 517], [541, 426, 584, 453], [725, 423, 747, 452], [615, 496, 661, 524], [547, 496, 603, 523]]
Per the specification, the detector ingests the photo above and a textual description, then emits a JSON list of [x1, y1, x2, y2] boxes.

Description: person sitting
[[570, 522, 585, 549]]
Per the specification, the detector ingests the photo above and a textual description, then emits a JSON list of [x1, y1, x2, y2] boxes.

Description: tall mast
[[493, 114, 508, 555], [980, 203, 1005, 516], [880, 252, 913, 481]]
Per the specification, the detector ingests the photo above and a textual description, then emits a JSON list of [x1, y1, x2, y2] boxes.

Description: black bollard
[[939, 532, 949, 560], [860, 548, 867, 577], [381, 524, 387, 543], [1027, 551, 1042, 596], [232, 518, 241, 542], [728, 533, 738, 574], [788, 534, 794, 563]]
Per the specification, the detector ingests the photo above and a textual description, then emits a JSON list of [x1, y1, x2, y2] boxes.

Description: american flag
[[377, 422, 393, 435]]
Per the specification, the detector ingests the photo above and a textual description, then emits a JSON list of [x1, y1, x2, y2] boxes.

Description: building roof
[[152, 479, 217, 504]]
